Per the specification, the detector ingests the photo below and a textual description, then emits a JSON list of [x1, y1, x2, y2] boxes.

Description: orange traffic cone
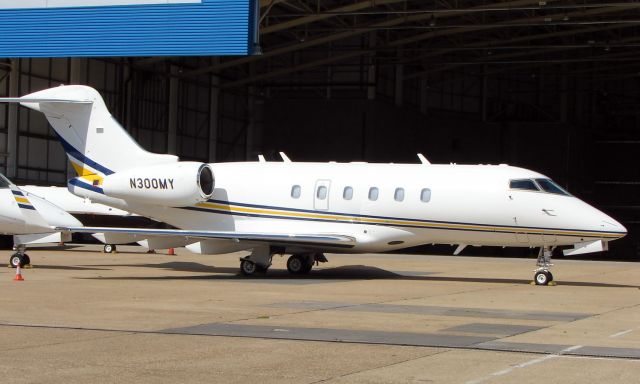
[[167, 248, 175, 255], [14, 264, 24, 281]]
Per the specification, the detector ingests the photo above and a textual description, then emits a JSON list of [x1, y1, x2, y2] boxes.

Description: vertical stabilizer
[[1, 86, 177, 179]]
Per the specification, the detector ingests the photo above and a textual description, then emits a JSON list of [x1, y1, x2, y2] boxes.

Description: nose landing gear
[[534, 246, 555, 285], [8, 245, 30, 268]]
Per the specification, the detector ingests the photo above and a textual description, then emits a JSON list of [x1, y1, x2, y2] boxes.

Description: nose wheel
[[8, 245, 30, 268], [534, 246, 555, 285], [534, 270, 553, 286]]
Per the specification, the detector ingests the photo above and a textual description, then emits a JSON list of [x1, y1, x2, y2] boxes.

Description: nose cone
[[582, 201, 627, 240], [600, 215, 627, 239]]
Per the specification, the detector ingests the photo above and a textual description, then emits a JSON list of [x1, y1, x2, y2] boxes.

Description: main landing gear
[[103, 244, 117, 253], [534, 246, 554, 286], [8, 245, 30, 268], [286, 254, 314, 275], [239, 247, 327, 276]]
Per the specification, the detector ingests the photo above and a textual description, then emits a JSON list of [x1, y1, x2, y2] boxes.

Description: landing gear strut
[[534, 246, 554, 285], [8, 245, 30, 268]]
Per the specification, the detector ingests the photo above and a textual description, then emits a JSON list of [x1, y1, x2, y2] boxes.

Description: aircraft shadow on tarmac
[[75, 261, 640, 289]]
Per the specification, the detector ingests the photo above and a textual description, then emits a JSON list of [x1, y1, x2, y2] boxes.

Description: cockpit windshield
[[509, 179, 540, 191], [0, 173, 12, 189], [509, 178, 571, 196], [534, 178, 571, 196]]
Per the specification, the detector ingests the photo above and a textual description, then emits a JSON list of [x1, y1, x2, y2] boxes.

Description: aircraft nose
[[601, 216, 627, 238]]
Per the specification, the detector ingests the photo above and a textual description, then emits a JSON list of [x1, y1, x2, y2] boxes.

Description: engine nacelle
[[102, 162, 214, 207]]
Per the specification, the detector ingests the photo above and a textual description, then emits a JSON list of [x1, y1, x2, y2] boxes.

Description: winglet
[[417, 153, 431, 165], [279, 152, 292, 163]]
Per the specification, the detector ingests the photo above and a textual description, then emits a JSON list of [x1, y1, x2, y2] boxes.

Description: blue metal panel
[[0, 0, 258, 57]]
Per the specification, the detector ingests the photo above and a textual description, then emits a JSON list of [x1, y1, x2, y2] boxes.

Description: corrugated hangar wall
[[1, 1, 639, 259], [0, 57, 255, 184]]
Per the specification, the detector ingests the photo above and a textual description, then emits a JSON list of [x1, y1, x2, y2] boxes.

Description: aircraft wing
[[56, 226, 357, 249]]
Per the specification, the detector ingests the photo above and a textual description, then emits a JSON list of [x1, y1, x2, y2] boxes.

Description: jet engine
[[102, 162, 214, 207]]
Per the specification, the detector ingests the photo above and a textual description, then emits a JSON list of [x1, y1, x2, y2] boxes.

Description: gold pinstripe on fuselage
[[193, 201, 622, 240]]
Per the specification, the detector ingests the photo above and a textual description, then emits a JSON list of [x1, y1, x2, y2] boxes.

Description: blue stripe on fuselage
[[68, 178, 105, 194]]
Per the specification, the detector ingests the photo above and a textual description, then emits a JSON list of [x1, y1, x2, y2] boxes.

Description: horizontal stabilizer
[[0, 97, 93, 104], [58, 227, 357, 249]]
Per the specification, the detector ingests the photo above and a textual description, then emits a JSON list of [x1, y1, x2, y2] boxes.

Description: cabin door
[[314, 180, 331, 211]]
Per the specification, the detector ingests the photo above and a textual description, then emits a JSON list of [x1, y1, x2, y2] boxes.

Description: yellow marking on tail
[[71, 161, 104, 185]]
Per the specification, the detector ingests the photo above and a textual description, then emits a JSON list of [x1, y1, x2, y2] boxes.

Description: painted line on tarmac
[[465, 345, 583, 384], [609, 328, 635, 338]]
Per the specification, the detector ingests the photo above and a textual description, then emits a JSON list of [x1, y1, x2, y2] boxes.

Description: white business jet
[[0, 173, 82, 268], [0, 86, 627, 285]]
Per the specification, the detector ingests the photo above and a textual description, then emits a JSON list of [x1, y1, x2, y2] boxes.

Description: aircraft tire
[[300, 259, 313, 274], [9, 253, 22, 268], [534, 270, 552, 286], [9, 253, 29, 268], [240, 259, 257, 276], [286, 255, 305, 274], [103, 244, 116, 253]]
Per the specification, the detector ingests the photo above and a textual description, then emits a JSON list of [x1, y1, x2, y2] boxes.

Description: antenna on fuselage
[[417, 153, 431, 165], [258, 155, 266, 163], [279, 152, 292, 163]]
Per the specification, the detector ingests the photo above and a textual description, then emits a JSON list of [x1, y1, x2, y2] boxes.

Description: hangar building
[[0, 0, 638, 259]]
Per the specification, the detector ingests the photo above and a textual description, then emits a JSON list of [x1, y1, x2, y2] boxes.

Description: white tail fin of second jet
[[0, 85, 177, 179]]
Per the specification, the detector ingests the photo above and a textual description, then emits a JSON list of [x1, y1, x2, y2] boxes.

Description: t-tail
[[0, 85, 215, 207]]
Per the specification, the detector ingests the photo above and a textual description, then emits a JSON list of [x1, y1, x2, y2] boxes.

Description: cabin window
[[509, 179, 539, 191], [291, 185, 301, 199], [535, 179, 570, 196], [394, 188, 405, 202], [317, 186, 328, 200], [420, 188, 431, 203], [368, 187, 379, 201], [343, 186, 353, 200]]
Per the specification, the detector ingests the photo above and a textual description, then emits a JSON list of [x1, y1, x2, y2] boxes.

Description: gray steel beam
[[6, 59, 18, 178], [209, 59, 220, 163], [261, 0, 404, 35], [167, 65, 179, 155], [185, 0, 554, 78]]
